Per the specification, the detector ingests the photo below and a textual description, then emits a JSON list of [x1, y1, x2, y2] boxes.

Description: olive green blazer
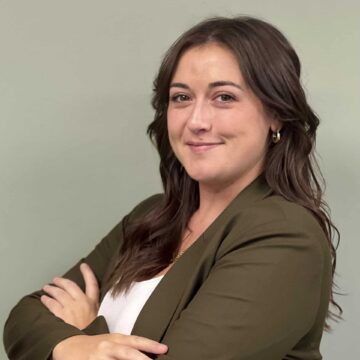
[[3, 173, 332, 360]]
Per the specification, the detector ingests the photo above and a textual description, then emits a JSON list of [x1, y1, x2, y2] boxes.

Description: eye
[[216, 93, 236, 102], [170, 94, 191, 103]]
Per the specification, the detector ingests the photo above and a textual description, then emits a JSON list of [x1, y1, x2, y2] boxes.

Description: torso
[[153, 217, 205, 277]]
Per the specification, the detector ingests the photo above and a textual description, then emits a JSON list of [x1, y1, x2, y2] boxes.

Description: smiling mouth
[[187, 143, 223, 153]]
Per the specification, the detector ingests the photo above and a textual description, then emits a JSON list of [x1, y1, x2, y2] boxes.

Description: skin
[[41, 263, 100, 330], [42, 41, 282, 359], [42, 264, 168, 359], [167, 42, 282, 226], [51, 332, 168, 360]]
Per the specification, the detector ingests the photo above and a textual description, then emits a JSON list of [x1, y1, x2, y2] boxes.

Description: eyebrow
[[169, 80, 244, 91]]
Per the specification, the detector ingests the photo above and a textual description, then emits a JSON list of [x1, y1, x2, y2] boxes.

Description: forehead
[[171, 43, 244, 84]]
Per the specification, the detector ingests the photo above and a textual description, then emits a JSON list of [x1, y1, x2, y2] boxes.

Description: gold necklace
[[170, 228, 193, 263]]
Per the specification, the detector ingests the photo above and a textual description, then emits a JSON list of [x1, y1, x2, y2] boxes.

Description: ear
[[269, 117, 283, 132]]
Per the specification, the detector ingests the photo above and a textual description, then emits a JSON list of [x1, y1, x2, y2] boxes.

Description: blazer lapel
[[130, 172, 272, 342]]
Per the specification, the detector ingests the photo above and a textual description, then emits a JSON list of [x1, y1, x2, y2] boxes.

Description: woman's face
[[167, 42, 281, 190]]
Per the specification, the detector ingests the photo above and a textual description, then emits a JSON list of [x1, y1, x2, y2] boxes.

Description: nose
[[186, 99, 212, 134]]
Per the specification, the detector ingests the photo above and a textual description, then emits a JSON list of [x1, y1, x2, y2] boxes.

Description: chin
[[182, 162, 222, 182], [185, 170, 219, 184]]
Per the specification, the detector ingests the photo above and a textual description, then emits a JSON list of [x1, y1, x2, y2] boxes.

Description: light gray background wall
[[1, 0, 358, 359]]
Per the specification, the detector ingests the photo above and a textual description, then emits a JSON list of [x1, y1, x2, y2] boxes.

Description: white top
[[98, 275, 165, 335]]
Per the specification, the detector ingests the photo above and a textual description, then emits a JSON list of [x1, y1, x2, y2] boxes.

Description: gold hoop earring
[[272, 130, 281, 143]]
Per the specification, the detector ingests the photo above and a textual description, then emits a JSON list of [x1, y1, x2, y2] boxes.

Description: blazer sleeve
[[157, 218, 330, 360], [3, 193, 163, 360]]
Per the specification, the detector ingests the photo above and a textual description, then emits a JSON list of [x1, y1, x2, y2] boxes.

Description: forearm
[[3, 194, 162, 359], [4, 292, 85, 360]]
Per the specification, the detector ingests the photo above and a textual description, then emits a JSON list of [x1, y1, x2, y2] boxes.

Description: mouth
[[186, 142, 223, 153]]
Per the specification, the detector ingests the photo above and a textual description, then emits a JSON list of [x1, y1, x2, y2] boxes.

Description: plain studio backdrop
[[0, 1, 358, 359]]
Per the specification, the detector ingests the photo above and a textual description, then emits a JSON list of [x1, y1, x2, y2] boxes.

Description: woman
[[3, 15, 342, 360]]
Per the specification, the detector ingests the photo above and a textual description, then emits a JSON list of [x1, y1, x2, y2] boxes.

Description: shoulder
[[99, 193, 164, 250], [236, 193, 326, 238], [214, 194, 333, 292], [223, 193, 330, 260], [127, 192, 165, 221]]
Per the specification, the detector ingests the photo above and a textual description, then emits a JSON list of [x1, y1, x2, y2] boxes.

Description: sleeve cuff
[[37, 327, 84, 360], [82, 315, 109, 335]]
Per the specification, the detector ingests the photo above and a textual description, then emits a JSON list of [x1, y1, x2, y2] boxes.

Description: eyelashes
[[169, 93, 237, 104], [170, 94, 190, 103]]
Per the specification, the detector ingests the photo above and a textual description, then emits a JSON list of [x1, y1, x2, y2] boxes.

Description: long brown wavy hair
[[103, 15, 342, 331]]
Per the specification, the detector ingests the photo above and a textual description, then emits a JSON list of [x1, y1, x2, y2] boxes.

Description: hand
[[52, 334, 168, 360], [41, 262, 100, 329]]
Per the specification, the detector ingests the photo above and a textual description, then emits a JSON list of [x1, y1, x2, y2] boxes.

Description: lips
[[186, 141, 223, 153], [186, 141, 223, 146]]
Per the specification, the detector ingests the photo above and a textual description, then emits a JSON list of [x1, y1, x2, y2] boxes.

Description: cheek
[[242, 130, 269, 152], [167, 122, 177, 145], [166, 112, 174, 137], [239, 111, 271, 142], [167, 121, 180, 153], [167, 111, 183, 140], [226, 120, 270, 153]]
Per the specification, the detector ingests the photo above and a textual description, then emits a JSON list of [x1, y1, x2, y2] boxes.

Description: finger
[[52, 276, 84, 300], [42, 284, 72, 306], [40, 295, 63, 317], [110, 334, 168, 355], [109, 344, 153, 360], [80, 262, 99, 303]]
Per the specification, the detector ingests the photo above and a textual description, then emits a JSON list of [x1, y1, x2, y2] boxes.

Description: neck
[[194, 168, 263, 225]]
